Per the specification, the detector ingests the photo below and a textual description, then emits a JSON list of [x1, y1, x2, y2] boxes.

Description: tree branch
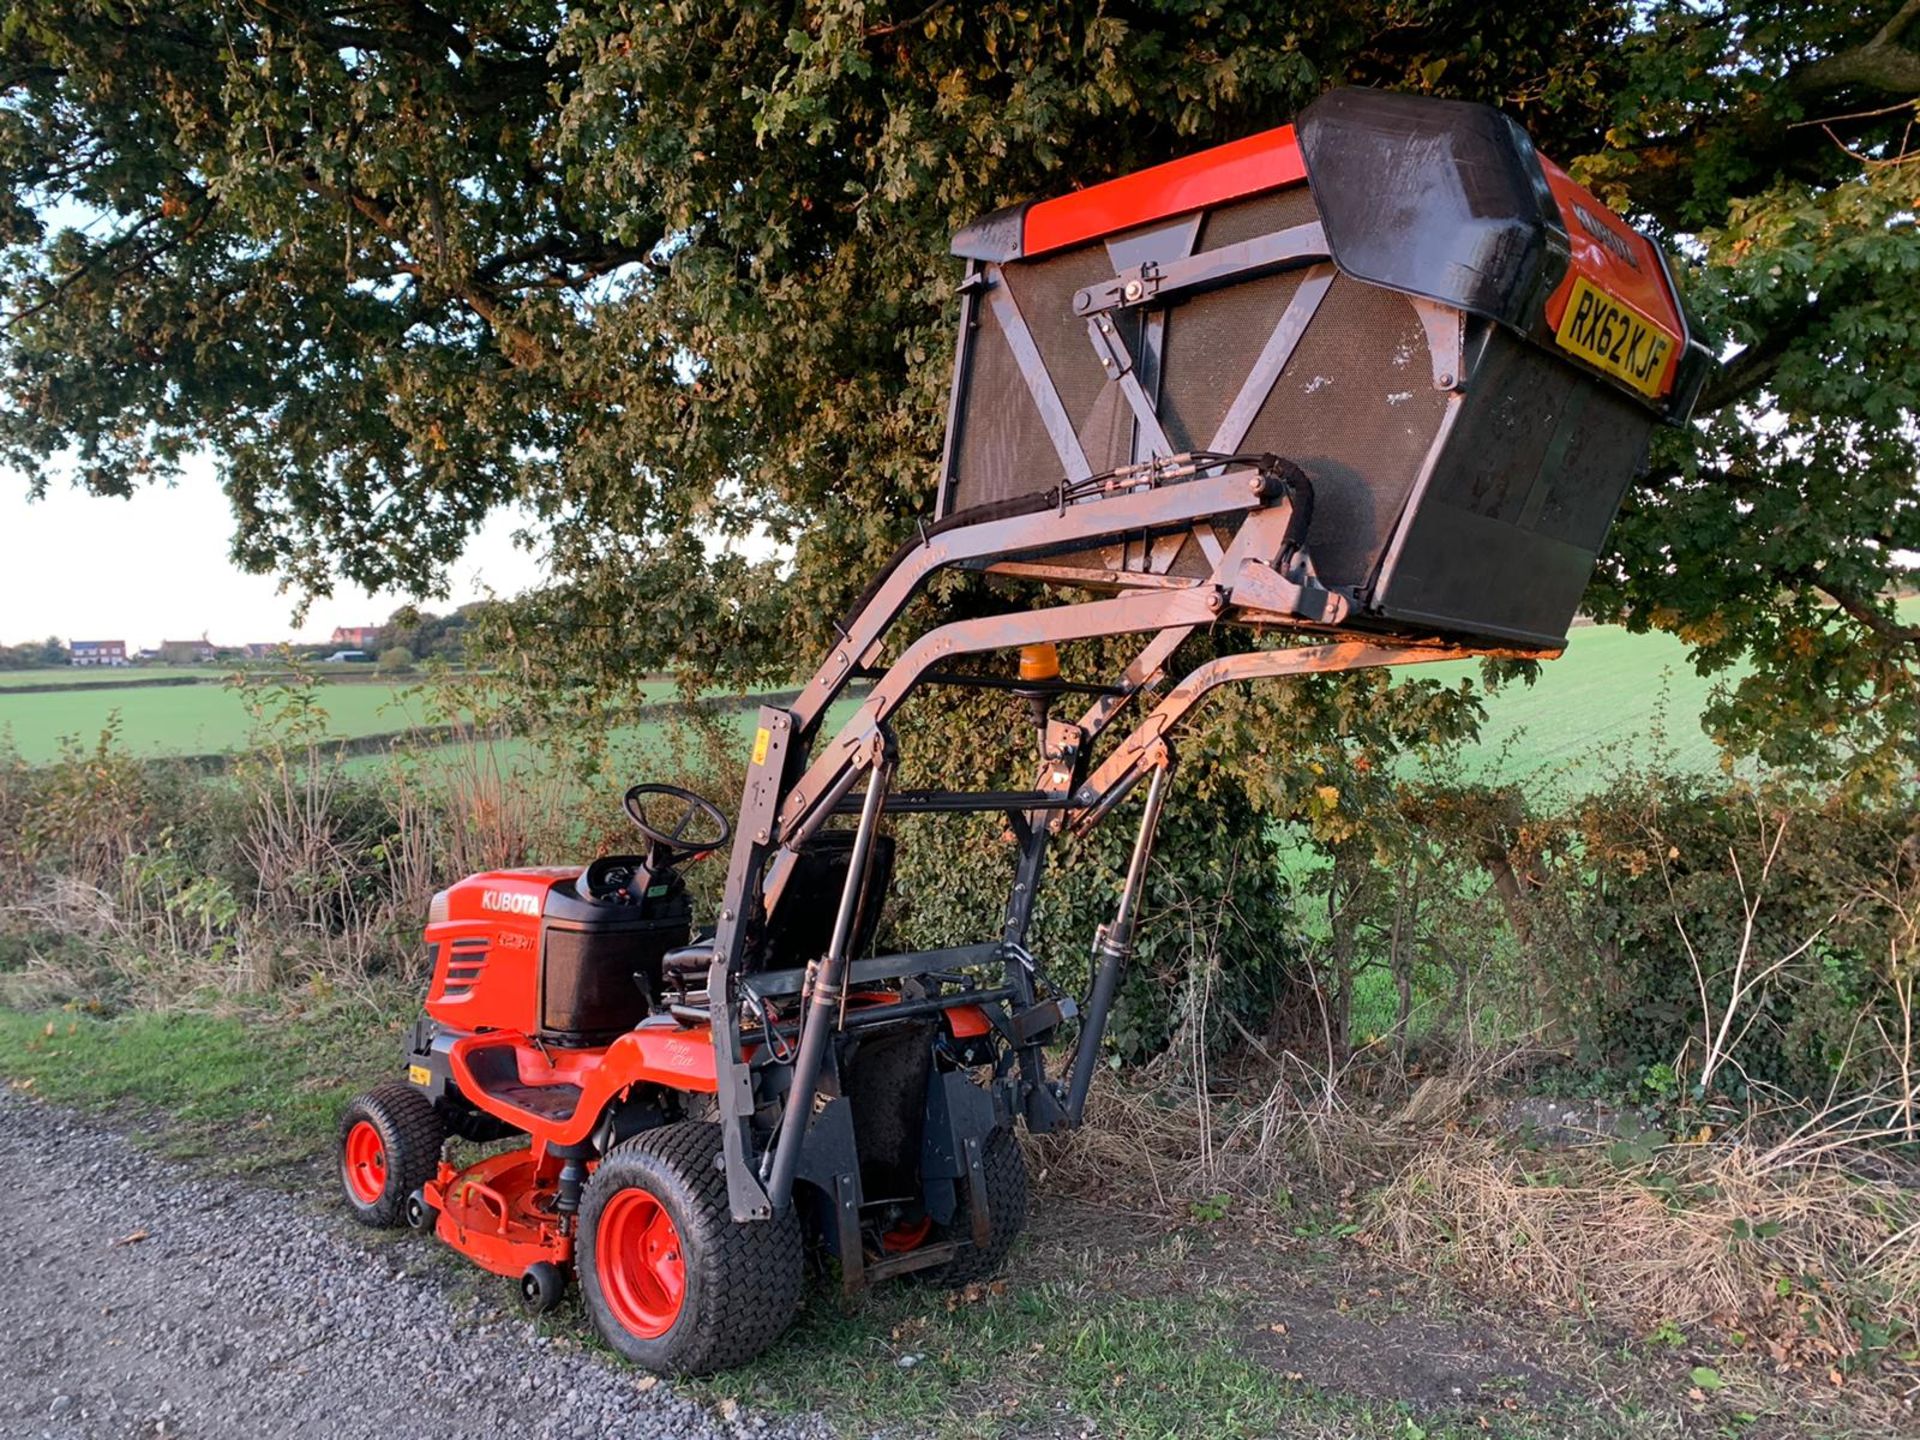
[[0, 210, 165, 334], [301, 169, 557, 370], [862, 1, 956, 39], [1875, 0, 1920, 46], [1793, 0, 1920, 97], [1818, 580, 1920, 649], [475, 232, 664, 286], [1695, 297, 1827, 412]]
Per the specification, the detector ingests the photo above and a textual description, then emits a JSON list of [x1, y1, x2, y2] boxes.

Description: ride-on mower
[[339, 87, 1709, 1374]]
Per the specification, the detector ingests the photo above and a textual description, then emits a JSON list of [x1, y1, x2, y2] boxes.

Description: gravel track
[[0, 1090, 832, 1440]]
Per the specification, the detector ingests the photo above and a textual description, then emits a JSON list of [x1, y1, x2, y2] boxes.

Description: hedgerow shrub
[[1470, 771, 1920, 1102], [7, 663, 1914, 1122]]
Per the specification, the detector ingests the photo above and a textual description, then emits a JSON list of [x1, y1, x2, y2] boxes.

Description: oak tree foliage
[[1, 2, 1916, 782]]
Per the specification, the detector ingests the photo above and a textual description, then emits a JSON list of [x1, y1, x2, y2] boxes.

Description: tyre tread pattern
[[338, 1080, 446, 1228], [579, 1121, 804, 1375], [924, 1128, 1029, 1287]]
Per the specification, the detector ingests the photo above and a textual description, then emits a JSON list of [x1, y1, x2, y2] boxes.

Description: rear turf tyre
[[917, 1128, 1029, 1288], [338, 1082, 445, 1228], [577, 1121, 803, 1376]]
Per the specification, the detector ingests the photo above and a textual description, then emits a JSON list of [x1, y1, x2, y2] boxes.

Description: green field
[[0, 672, 697, 764], [0, 665, 233, 688], [341, 692, 862, 787], [0, 662, 419, 688], [7, 611, 1902, 781], [1422, 621, 1728, 789], [0, 677, 436, 761]]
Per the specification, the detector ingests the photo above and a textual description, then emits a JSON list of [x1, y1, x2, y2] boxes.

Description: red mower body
[[414, 863, 720, 1148], [423, 1147, 574, 1280], [422, 867, 574, 1033]]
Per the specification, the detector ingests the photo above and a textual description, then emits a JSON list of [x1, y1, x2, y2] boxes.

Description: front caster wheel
[[404, 1188, 436, 1233], [337, 1082, 446, 1228], [520, 1261, 566, 1315], [577, 1122, 803, 1376]]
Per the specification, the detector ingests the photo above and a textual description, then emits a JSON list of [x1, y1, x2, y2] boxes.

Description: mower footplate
[[489, 1080, 581, 1121], [425, 1147, 572, 1279]]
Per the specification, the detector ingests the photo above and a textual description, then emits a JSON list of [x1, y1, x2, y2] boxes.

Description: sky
[[0, 457, 547, 650]]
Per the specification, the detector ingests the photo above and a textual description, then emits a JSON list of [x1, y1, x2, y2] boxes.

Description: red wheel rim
[[596, 1188, 686, 1340], [343, 1120, 388, 1205], [880, 1213, 933, 1254]]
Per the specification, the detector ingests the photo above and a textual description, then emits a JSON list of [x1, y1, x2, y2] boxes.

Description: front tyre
[[917, 1128, 1029, 1288], [577, 1122, 803, 1375], [338, 1082, 445, 1228]]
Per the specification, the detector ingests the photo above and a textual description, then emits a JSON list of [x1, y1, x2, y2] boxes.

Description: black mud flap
[[920, 1071, 998, 1239]]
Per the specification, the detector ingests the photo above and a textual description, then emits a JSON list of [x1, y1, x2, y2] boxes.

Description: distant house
[[70, 640, 128, 667], [159, 638, 217, 665], [243, 642, 286, 660], [330, 625, 383, 650]]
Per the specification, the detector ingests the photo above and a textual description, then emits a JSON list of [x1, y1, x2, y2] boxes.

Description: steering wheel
[[623, 783, 732, 865]]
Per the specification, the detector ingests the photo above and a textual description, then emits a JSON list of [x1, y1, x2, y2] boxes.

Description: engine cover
[[423, 868, 577, 1035], [422, 867, 695, 1044]]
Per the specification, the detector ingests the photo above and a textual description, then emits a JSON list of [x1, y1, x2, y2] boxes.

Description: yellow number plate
[[1554, 276, 1676, 398], [408, 1064, 432, 1086]]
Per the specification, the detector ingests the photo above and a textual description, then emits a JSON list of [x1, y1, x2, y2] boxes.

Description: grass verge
[[690, 1269, 1597, 1440], [0, 1001, 1864, 1439], [0, 999, 407, 1173]]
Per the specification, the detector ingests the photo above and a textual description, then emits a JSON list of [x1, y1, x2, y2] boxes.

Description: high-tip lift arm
[[702, 454, 1545, 1222]]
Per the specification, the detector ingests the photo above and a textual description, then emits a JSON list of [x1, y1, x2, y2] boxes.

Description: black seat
[[755, 831, 896, 972], [663, 833, 897, 988], [662, 939, 714, 987]]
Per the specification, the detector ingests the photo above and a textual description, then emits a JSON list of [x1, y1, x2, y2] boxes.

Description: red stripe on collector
[[1022, 125, 1306, 257]]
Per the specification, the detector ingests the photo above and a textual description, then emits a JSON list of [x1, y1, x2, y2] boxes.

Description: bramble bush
[[1502, 772, 1920, 1107]]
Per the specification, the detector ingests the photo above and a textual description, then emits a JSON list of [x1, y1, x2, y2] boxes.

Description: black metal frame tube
[[1067, 754, 1174, 1123], [761, 746, 894, 1210]]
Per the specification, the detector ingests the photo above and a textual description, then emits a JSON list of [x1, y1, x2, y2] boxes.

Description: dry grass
[[382, 721, 588, 901], [1042, 1053, 1920, 1435], [1038, 887, 1920, 1424], [1045, 1048, 1920, 1423], [1374, 1137, 1918, 1357], [0, 728, 604, 1011]]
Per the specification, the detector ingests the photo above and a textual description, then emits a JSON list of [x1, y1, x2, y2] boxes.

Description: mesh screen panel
[[1001, 243, 1132, 474], [1197, 188, 1320, 253], [941, 177, 1658, 645], [950, 301, 1061, 506], [1238, 277, 1445, 590]]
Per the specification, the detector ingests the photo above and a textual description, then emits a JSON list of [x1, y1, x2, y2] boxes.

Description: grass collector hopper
[[338, 87, 1710, 1374]]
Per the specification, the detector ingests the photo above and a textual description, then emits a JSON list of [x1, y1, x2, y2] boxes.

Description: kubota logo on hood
[[480, 889, 541, 917]]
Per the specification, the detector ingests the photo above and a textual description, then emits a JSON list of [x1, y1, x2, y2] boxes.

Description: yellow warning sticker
[[751, 726, 771, 766], [408, 1064, 431, 1086]]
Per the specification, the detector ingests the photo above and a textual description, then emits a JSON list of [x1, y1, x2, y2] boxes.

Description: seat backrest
[[753, 831, 897, 972]]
